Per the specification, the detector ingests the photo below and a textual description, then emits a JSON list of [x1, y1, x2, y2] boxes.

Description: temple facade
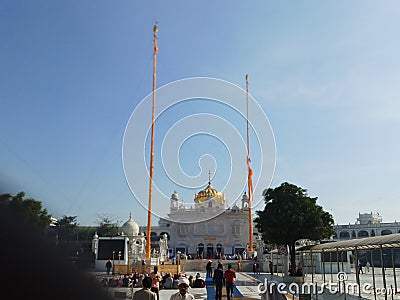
[[147, 180, 257, 259], [92, 180, 259, 268]]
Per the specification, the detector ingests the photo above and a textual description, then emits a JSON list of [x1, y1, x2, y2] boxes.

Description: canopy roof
[[297, 233, 400, 252]]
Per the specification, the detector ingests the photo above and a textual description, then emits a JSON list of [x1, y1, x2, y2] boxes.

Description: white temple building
[[333, 212, 400, 240], [156, 180, 256, 259], [92, 212, 147, 271], [92, 179, 260, 269]]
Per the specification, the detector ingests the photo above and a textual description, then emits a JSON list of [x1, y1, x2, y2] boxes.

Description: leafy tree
[[77, 226, 97, 241], [55, 216, 97, 242], [0, 192, 52, 229], [96, 214, 119, 237], [55, 215, 79, 242], [254, 182, 335, 275]]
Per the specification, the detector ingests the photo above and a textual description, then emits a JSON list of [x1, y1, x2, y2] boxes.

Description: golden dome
[[194, 181, 225, 204]]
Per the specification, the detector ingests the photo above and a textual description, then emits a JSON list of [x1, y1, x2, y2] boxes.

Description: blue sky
[[1, 1, 400, 227]]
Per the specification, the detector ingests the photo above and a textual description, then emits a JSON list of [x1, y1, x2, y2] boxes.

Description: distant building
[[333, 212, 400, 240]]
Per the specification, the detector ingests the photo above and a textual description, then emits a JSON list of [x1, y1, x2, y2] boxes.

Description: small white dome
[[171, 191, 179, 201], [119, 212, 139, 236], [93, 231, 99, 239]]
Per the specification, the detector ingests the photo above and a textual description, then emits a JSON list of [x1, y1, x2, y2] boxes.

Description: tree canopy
[[55, 215, 79, 241], [95, 214, 120, 237], [254, 182, 335, 275], [0, 192, 52, 229]]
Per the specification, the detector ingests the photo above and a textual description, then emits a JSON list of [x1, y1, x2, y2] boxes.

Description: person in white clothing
[[169, 277, 194, 300]]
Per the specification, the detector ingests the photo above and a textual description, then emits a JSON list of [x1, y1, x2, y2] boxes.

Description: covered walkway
[[296, 233, 400, 300]]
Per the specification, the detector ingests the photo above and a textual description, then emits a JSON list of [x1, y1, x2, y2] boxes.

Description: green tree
[[96, 214, 119, 237], [77, 226, 97, 241], [55, 215, 78, 242], [0, 192, 52, 229], [254, 182, 335, 275]]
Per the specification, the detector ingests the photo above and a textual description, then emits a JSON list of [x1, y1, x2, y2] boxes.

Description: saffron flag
[[247, 156, 253, 201]]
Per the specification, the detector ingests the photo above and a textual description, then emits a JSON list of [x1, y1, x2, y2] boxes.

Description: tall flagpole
[[246, 74, 254, 252], [146, 23, 158, 259]]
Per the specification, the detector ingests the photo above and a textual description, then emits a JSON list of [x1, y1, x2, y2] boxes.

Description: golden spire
[[194, 170, 225, 204]]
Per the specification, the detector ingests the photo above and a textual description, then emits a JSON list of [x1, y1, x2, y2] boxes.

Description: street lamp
[[177, 251, 181, 274], [112, 251, 115, 275], [118, 250, 122, 266]]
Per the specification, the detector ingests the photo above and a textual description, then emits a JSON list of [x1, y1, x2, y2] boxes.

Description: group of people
[[358, 260, 371, 274], [132, 266, 196, 300], [133, 274, 194, 300], [104, 260, 238, 300], [209, 261, 237, 300], [100, 272, 147, 288]]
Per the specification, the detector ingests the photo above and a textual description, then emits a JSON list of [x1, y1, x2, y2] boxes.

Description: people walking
[[224, 264, 236, 300], [365, 261, 371, 273], [213, 263, 225, 300], [105, 259, 112, 275], [206, 260, 213, 278], [358, 260, 363, 274]]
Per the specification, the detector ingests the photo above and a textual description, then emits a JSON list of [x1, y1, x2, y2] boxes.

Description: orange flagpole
[[246, 74, 254, 252], [146, 23, 158, 259]]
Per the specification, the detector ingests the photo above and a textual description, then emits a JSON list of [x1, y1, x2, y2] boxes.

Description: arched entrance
[[340, 231, 350, 239], [234, 246, 245, 255], [197, 243, 204, 259], [216, 243, 223, 258], [175, 246, 187, 256], [381, 229, 392, 235], [206, 243, 214, 259]]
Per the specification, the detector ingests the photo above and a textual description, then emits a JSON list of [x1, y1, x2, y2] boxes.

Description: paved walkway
[[94, 271, 261, 300], [250, 268, 400, 300], [93, 269, 400, 300]]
